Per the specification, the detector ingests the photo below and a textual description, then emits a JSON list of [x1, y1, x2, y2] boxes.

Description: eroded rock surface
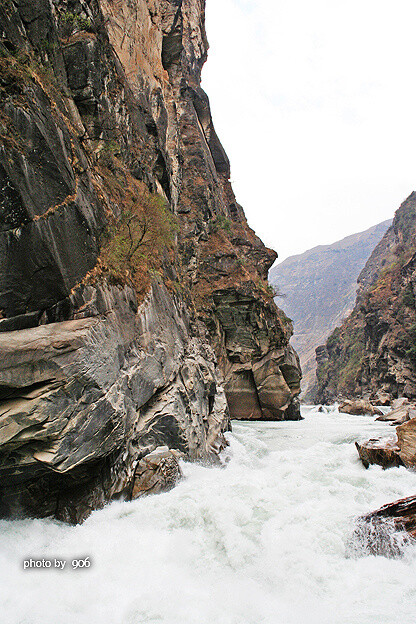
[[131, 446, 183, 499], [0, 281, 229, 521], [0, 0, 301, 520], [355, 437, 403, 469], [376, 398, 416, 425]]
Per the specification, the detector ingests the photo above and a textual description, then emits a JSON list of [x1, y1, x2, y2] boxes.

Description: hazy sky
[[201, 0, 416, 263]]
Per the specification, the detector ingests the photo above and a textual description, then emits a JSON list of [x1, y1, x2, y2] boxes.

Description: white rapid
[[2, 406, 416, 624]]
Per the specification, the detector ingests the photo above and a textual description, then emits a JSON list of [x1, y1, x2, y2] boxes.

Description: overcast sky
[[201, 0, 416, 263]]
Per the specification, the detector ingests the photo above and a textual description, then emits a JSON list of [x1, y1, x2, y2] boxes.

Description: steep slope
[[0, 0, 301, 521], [270, 220, 391, 399], [316, 193, 416, 404]]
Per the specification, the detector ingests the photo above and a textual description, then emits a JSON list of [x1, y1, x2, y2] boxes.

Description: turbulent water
[[2, 406, 416, 624]]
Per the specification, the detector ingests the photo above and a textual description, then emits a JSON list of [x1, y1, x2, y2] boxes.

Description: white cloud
[[201, 0, 416, 261]]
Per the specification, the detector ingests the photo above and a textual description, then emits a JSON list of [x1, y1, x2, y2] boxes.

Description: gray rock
[[0, 0, 302, 523], [0, 281, 230, 521]]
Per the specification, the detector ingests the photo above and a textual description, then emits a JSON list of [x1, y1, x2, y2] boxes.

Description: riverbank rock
[[131, 447, 183, 499], [396, 418, 416, 467], [0, 281, 231, 522], [376, 399, 416, 425], [350, 495, 416, 558], [339, 399, 383, 416], [356, 417, 416, 469]]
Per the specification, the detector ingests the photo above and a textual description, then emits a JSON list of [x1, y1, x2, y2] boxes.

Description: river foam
[[2, 407, 416, 624]]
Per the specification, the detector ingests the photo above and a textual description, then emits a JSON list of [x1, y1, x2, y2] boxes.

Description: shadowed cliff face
[[0, 0, 301, 520], [316, 192, 416, 405]]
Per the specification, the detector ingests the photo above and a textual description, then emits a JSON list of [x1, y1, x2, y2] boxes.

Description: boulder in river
[[355, 437, 404, 469], [131, 447, 183, 500], [396, 418, 416, 468], [349, 495, 416, 558], [356, 417, 416, 469], [339, 399, 383, 416]]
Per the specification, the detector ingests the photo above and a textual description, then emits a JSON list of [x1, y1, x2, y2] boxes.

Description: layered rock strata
[[316, 193, 416, 404], [0, 0, 300, 520]]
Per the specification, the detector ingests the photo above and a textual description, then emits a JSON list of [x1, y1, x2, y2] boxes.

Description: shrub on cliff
[[100, 176, 177, 295]]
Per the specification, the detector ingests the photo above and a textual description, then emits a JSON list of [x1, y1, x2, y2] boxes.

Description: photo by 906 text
[[22, 557, 92, 570]]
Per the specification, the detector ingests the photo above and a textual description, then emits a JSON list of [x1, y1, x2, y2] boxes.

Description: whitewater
[[2, 406, 416, 624]]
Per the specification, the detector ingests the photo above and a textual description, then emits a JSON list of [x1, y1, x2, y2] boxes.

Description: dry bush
[[100, 170, 177, 297]]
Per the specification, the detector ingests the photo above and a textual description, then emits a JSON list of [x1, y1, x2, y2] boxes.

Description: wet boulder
[[376, 398, 416, 425], [355, 437, 403, 469], [339, 399, 383, 416], [131, 447, 183, 499], [377, 406, 415, 425], [349, 495, 416, 558], [355, 417, 416, 469]]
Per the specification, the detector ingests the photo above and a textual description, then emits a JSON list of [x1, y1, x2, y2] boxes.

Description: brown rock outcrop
[[396, 418, 416, 467], [131, 447, 183, 499], [376, 398, 416, 425], [356, 417, 416, 469]]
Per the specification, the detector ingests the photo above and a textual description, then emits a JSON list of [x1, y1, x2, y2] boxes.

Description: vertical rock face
[[0, 0, 301, 520], [315, 193, 416, 404]]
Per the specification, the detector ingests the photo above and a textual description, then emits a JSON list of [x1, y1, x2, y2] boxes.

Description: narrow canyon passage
[[2, 408, 416, 624]]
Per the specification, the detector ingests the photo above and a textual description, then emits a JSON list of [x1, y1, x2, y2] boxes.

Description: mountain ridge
[[270, 219, 392, 398], [315, 192, 416, 404]]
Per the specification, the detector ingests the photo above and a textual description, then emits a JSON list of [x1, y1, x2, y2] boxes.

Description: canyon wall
[[0, 0, 301, 521], [270, 220, 391, 400], [316, 193, 416, 405]]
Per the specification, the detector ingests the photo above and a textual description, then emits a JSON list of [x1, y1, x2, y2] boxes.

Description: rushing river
[[2, 406, 416, 624]]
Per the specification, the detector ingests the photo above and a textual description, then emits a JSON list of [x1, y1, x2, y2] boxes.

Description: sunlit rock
[[339, 399, 383, 416]]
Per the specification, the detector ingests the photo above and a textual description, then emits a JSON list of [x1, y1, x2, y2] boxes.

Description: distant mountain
[[315, 193, 416, 405], [270, 219, 392, 399]]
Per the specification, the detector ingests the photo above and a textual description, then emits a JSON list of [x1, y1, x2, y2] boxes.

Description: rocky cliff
[[270, 220, 391, 400], [315, 193, 416, 404], [0, 0, 301, 521]]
